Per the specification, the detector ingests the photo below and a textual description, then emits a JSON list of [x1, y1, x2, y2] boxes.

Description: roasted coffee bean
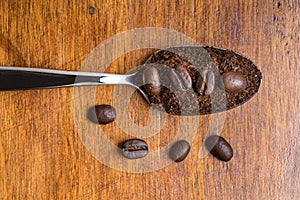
[[205, 135, 233, 162], [203, 70, 215, 95], [175, 65, 192, 89], [169, 140, 191, 162], [88, 105, 116, 124], [143, 67, 161, 95], [196, 70, 215, 95], [121, 139, 148, 159], [169, 69, 186, 91], [195, 75, 205, 95], [222, 71, 247, 93]]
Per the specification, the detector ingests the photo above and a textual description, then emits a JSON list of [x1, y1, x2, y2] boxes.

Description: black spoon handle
[[0, 67, 101, 91]]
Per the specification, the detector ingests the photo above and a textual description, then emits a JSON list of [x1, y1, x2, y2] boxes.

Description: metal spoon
[[0, 46, 262, 115], [0, 64, 151, 103]]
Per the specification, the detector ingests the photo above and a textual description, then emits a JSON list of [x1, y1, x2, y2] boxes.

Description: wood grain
[[0, 0, 299, 199]]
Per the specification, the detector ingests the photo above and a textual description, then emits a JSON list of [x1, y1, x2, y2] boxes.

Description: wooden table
[[0, 1, 299, 199]]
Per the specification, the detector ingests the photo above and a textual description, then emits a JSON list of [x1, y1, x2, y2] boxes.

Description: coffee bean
[[143, 67, 161, 95], [222, 71, 247, 93], [121, 139, 148, 159], [203, 70, 215, 95], [88, 105, 116, 124], [169, 69, 186, 91], [196, 70, 215, 95], [169, 140, 191, 162], [205, 135, 233, 161], [195, 75, 205, 95], [175, 65, 192, 89]]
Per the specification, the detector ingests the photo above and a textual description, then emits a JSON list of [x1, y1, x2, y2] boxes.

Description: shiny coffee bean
[[203, 70, 215, 95], [143, 67, 161, 95], [195, 75, 205, 95], [175, 65, 192, 89], [205, 135, 233, 162], [169, 69, 186, 91], [121, 139, 148, 159], [169, 140, 191, 162], [222, 71, 247, 93], [88, 105, 116, 124], [196, 70, 215, 95]]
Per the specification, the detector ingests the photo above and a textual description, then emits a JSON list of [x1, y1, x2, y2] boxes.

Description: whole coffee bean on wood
[[169, 140, 191, 162], [121, 139, 148, 159], [143, 67, 161, 95], [205, 135, 233, 162], [222, 71, 247, 93], [88, 105, 116, 124]]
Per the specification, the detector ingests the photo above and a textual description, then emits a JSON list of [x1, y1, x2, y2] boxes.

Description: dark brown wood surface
[[0, 0, 299, 199]]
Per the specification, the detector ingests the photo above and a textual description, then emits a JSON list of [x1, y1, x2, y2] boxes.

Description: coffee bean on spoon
[[195, 74, 205, 95], [144, 46, 262, 115], [196, 70, 215, 95], [205, 135, 233, 162], [203, 70, 215, 95], [143, 67, 161, 95], [121, 139, 148, 159], [87, 105, 116, 124], [175, 65, 192, 89], [222, 71, 247, 93], [169, 140, 191, 162], [169, 69, 187, 91]]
